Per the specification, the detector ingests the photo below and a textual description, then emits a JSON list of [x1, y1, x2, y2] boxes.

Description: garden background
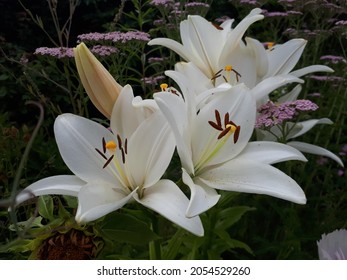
[[0, 0, 346, 260]]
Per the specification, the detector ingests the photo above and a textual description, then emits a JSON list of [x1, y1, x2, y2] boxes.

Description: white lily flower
[[15, 86, 204, 236], [149, 8, 264, 79], [317, 229, 347, 260], [154, 73, 307, 218], [150, 10, 332, 94]]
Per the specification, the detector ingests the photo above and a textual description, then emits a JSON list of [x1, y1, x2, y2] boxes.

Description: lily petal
[[251, 74, 303, 101], [154, 91, 194, 174], [199, 159, 307, 204], [278, 84, 302, 103], [15, 175, 83, 206], [127, 112, 175, 188], [54, 114, 118, 185], [237, 141, 307, 164], [287, 141, 344, 167], [264, 39, 307, 78], [290, 65, 334, 78], [289, 118, 333, 138], [220, 8, 264, 64], [76, 182, 135, 223], [134, 179, 204, 236], [182, 168, 220, 218]]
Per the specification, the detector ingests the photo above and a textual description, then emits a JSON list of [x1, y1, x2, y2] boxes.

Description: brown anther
[[102, 137, 106, 153], [95, 148, 107, 160], [208, 120, 223, 131], [211, 69, 223, 81], [215, 110, 221, 127], [217, 126, 231, 139], [212, 22, 223, 30], [224, 112, 230, 126], [233, 126, 241, 143], [103, 155, 114, 169], [117, 134, 122, 148], [124, 138, 128, 154], [120, 148, 125, 164]]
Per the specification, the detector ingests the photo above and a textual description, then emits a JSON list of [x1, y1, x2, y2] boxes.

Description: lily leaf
[[100, 212, 160, 245], [215, 206, 255, 230], [38, 196, 54, 221]]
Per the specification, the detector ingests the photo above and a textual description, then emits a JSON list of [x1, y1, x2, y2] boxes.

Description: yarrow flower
[[77, 31, 150, 44], [317, 229, 347, 260], [255, 100, 318, 129], [34, 47, 74, 58], [320, 55, 347, 64]]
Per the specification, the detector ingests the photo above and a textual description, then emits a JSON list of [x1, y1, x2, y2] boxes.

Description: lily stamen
[[224, 65, 242, 83], [160, 83, 168, 91], [103, 155, 114, 169]]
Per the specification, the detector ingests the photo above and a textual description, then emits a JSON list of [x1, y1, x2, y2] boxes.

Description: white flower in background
[[14, 86, 204, 236], [149, 9, 332, 91], [155, 72, 307, 217], [148, 8, 264, 80], [317, 229, 347, 260]]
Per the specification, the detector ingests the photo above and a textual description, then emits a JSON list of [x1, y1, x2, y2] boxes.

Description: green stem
[[149, 213, 161, 260]]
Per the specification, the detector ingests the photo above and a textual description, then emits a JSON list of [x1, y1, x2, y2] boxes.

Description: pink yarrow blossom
[[77, 31, 150, 43], [34, 47, 74, 58], [256, 100, 319, 128]]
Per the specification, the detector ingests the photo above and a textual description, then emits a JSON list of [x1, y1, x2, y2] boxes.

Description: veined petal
[[74, 43, 123, 119], [134, 179, 204, 236], [127, 112, 175, 188], [54, 114, 119, 185], [14, 175, 83, 206], [76, 182, 135, 223], [182, 168, 220, 218], [265, 39, 307, 78], [290, 65, 334, 78], [183, 15, 227, 77], [154, 92, 194, 174], [289, 118, 333, 138], [251, 74, 303, 101], [199, 159, 306, 204], [237, 141, 307, 164], [287, 141, 344, 167]]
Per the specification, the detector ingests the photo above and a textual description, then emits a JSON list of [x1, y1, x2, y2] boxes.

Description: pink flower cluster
[[255, 100, 319, 128], [77, 31, 150, 44], [34, 45, 119, 58], [320, 55, 347, 64], [34, 47, 74, 58]]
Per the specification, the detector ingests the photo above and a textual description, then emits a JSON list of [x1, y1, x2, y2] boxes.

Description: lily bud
[[73, 43, 123, 119]]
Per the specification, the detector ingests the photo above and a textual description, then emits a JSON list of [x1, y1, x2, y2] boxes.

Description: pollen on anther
[[160, 83, 168, 91], [105, 141, 117, 151]]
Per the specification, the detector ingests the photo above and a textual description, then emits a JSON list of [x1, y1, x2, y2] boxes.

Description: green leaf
[[38, 196, 54, 221], [216, 206, 255, 230], [161, 228, 185, 260], [215, 229, 253, 255], [100, 212, 160, 245]]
